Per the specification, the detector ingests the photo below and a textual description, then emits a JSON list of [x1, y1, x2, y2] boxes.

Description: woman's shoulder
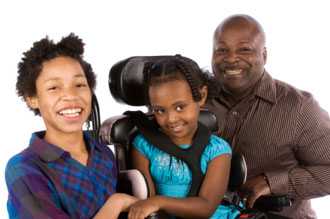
[[5, 148, 41, 184]]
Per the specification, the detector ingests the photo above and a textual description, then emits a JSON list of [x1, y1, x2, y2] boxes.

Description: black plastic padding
[[110, 116, 137, 145], [253, 195, 292, 212], [198, 110, 218, 132], [109, 55, 180, 106], [109, 57, 146, 106], [99, 115, 136, 146], [228, 153, 247, 191], [109, 56, 153, 106]]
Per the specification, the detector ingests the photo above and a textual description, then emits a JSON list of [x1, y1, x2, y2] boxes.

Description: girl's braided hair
[[146, 54, 218, 103]]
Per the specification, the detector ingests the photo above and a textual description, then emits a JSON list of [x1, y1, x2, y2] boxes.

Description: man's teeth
[[59, 108, 82, 117], [225, 70, 242, 75]]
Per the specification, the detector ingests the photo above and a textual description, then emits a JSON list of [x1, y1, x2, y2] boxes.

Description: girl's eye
[[153, 108, 165, 115], [175, 105, 184, 112]]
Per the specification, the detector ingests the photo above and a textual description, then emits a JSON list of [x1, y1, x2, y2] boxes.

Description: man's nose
[[224, 51, 238, 63]]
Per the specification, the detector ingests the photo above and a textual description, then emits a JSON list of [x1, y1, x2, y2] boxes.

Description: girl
[[128, 55, 239, 219], [5, 34, 136, 219]]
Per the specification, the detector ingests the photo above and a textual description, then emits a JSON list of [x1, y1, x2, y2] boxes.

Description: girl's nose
[[167, 111, 178, 123]]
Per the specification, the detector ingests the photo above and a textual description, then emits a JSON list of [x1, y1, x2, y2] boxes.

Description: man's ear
[[198, 86, 208, 106], [263, 47, 267, 64], [26, 96, 39, 109]]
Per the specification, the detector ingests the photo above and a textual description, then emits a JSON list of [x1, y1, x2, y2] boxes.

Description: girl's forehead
[[149, 79, 193, 103]]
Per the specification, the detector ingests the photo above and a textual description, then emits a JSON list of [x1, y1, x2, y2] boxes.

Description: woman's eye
[[47, 86, 58, 91], [76, 83, 87, 88]]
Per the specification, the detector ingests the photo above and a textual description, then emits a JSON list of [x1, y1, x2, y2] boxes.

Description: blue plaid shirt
[[5, 131, 117, 219]]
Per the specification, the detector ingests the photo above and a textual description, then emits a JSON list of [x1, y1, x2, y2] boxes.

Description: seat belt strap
[[124, 110, 211, 196]]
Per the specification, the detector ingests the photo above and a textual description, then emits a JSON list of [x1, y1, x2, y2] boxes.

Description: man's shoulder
[[272, 78, 314, 105]]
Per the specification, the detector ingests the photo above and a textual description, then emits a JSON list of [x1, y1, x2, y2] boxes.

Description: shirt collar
[[215, 70, 277, 106], [253, 71, 277, 104], [29, 131, 100, 162]]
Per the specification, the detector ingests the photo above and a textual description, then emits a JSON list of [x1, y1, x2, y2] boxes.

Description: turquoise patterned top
[[133, 133, 240, 219]]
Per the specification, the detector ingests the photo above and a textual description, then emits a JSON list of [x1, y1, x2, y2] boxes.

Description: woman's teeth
[[59, 108, 82, 117]]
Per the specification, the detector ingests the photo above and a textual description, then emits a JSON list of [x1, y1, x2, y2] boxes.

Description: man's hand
[[239, 175, 271, 208]]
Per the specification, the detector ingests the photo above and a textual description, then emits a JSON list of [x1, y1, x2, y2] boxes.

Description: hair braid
[[174, 55, 202, 101]]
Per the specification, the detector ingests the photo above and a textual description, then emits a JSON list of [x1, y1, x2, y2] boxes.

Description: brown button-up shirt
[[206, 72, 330, 219]]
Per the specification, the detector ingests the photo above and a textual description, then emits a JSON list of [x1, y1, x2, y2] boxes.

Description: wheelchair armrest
[[118, 169, 149, 199], [118, 169, 172, 219], [228, 153, 247, 191], [253, 194, 292, 212]]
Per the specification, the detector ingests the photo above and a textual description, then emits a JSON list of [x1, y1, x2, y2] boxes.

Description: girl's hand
[[128, 197, 160, 219], [94, 193, 138, 219]]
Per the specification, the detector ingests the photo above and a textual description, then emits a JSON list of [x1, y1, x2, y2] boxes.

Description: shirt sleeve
[[206, 135, 232, 159], [266, 94, 330, 199], [201, 135, 232, 173], [5, 156, 70, 219], [132, 133, 153, 159]]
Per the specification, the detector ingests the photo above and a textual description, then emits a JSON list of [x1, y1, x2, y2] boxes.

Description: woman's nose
[[61, 87, 79, 100]]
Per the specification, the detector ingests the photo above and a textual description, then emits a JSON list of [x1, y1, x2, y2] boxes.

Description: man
[[206, 14, 330, 219]]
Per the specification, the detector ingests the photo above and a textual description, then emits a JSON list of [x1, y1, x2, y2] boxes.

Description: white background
[[0, 0, 329, 218]]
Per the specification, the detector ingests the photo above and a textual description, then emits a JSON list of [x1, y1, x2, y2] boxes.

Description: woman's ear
[[198, 86, 208, 106], [26, 96, 39, 109]]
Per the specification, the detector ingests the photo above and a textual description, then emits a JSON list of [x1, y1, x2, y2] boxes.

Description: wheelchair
[[99, 56, 293, 219]]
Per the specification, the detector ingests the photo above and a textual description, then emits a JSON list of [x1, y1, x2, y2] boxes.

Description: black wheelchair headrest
[[109, 56, 146, 106], [109, 56, 176, 106]]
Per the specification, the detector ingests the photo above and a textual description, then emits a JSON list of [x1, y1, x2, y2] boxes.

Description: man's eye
[[238, 47, 252, 53], [215, 48, 227, 54]]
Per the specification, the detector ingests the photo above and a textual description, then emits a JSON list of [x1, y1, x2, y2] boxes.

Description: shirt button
[[232, 111, 238, 116]]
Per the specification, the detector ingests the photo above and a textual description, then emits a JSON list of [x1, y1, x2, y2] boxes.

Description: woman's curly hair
[[16, 33, 96, 115]]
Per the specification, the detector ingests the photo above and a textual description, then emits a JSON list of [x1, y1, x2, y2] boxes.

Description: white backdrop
[[0, 0, 329, 218]]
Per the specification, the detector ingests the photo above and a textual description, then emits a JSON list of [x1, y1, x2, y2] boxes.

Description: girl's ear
[[26, 96, 39, 109], [198, 86, 208, 107]]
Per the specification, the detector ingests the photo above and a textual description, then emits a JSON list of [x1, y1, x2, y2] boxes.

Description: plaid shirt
[[5, 131, 117, 219]]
